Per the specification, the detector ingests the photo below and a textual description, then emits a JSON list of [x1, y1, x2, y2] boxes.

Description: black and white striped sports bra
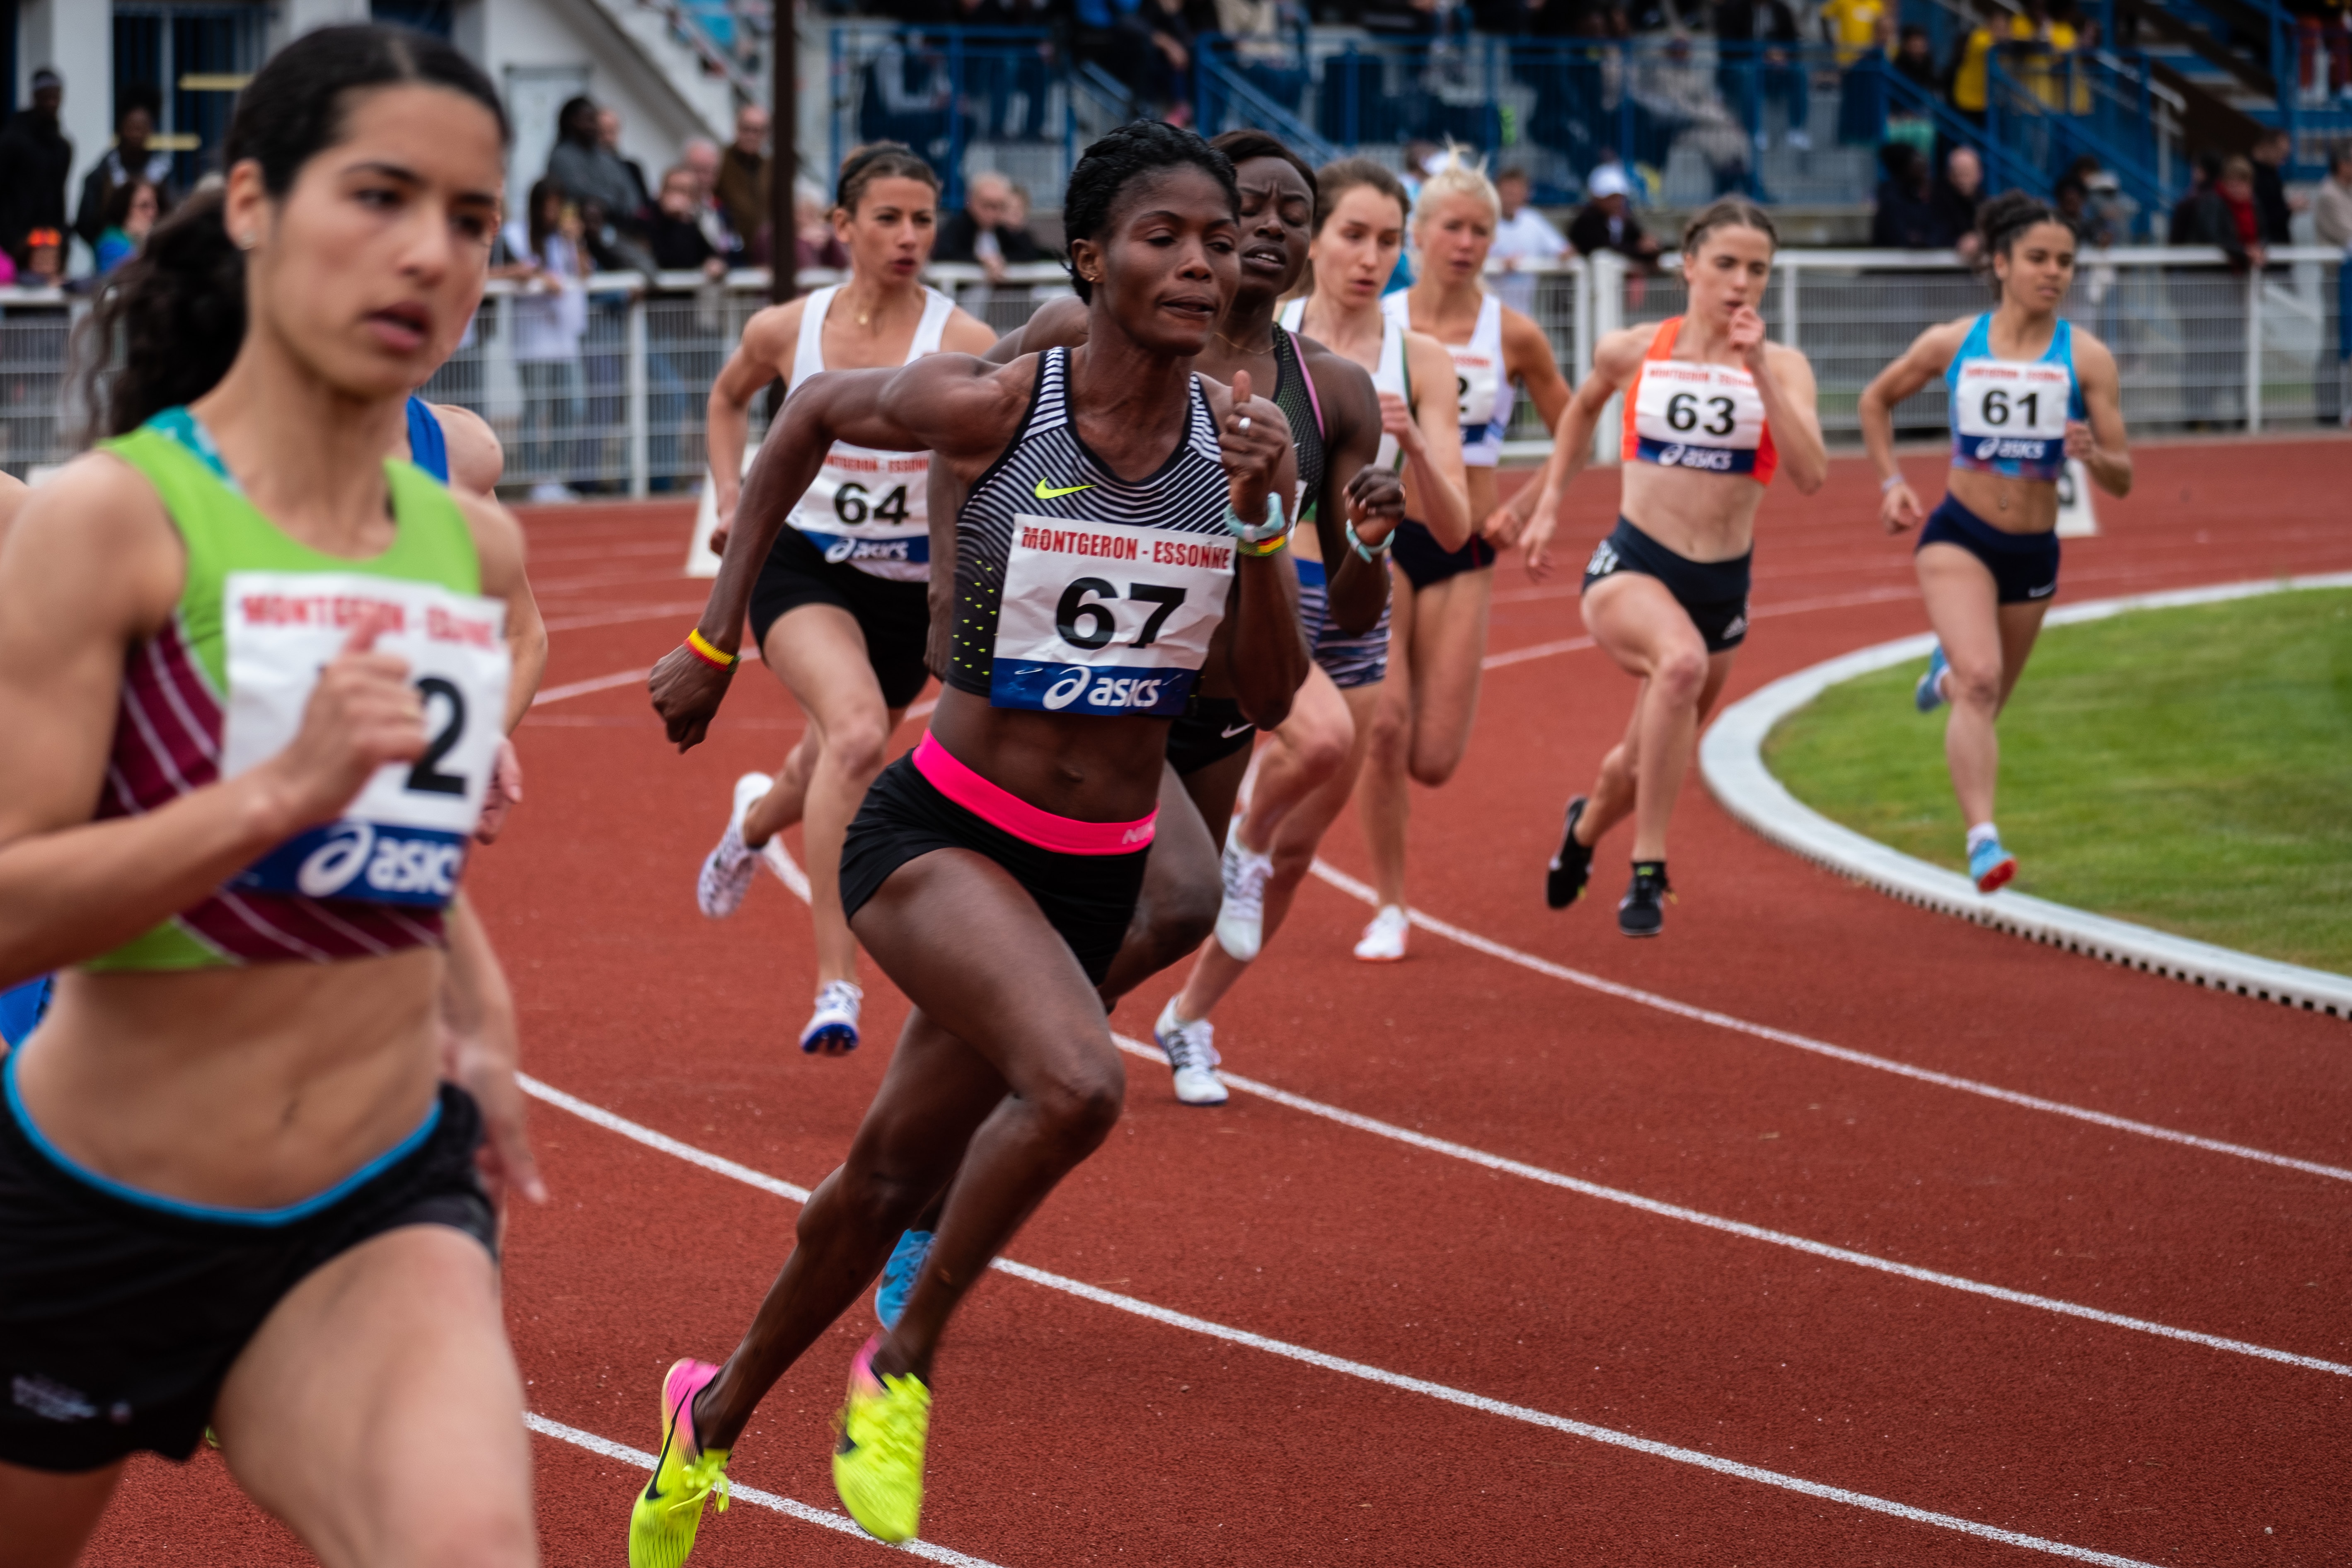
[[948, 347, 1237, 718]]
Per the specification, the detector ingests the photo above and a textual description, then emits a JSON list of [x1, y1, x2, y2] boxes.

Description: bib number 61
[[1055, 577, 1187, 651]]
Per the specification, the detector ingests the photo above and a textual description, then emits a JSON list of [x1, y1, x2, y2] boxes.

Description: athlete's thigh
[[1581, 572, 1705, 680], [1142, 759, 1216, 912], [1404, 566, 1493, 756], [762, 602, 888, 738], [1271, 660, 1354, 764], [1280, 682, 1384, 852], [840, 1005, 1021, 1191], [0, 1459, 123, 1568], [213, 1226, 531, 1568], [1992, 600, 2050, 707], [850, 849, 1120, 1105], [1914, 542, 2003, 677]]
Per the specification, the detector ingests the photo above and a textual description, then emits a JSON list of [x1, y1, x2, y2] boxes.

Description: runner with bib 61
[[633, 122, 1304, 1560], [1858, 191, 2130, 893], [1518, 198, 1826, 936]]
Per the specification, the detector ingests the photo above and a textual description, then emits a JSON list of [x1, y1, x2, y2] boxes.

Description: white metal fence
[[5, 248, 2341, 489]]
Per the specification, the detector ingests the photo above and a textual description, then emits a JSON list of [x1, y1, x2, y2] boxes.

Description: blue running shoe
[[875, 1229, 933, 1331], [1914, 646, 1950, 713], [1968, 835, 2017, 894]]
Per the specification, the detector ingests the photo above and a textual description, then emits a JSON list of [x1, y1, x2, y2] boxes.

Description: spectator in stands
[[716, 104, 771, 261], [1218, 0, 1309, 107], [1932, 145, 1985, 259], [2251, 127, 2300, 248], [794, 179, 851, 280], [1891, 22, 1938, 95], [1138, 0, 1209, 121], [1568, 162, 1662, 265], [935, 169, 1044, 281], [504, 179, 591, 502], [548, 96, 653, 272], [598, 108, 655, 221], [2315, 145, 2352, 426], [2169, 154, 2260, 429], [92, 176, 159, 275], [73, 91, 175, 256], [649, 166, 730, 278], [1629, 32, 1752, 195], [679, 137, 743, 261], [2052, 174, 2103, 247], [1870, 141, 1948, 247], [1712, 0, 1810, 150], [0, 68, 71, 271], [1822, 0, 1890, 145], [1073, 0, 1160, 107], [17, 227, 63, 288], [1946, 0, 1999, 127], [1488, 165, 1568, 315], [2167, 151, 2218, 244]]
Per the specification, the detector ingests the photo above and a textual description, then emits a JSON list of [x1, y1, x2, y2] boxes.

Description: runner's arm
[[982, 294, 1089, 365], [1859, 319, 1965, 533], [1754, 341, 1827, 496], [1399, 330, 1472, 550], [2067, 331, 2132, 498], [439, 893, 546, 1208], [1520, 327, 1647, 581], [1312, 354, 1402, 638], [1486, 306, 1576, 544], [430, 404, 506, 496], [706, 303, 801, 526], [1210, 373, 1308, 730]]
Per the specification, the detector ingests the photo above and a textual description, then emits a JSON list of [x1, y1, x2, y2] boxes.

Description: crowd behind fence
[[1, 247, 2340, 493]]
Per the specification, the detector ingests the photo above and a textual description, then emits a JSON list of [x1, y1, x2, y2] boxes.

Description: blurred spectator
[[598, 109, 654, 218], [1713, 0, 1809, 150], [648, 167, 729, 277], [2316, 144, 2352, 250], [1891, 22, 1938, 94], [2315, 145, 2351, 427], [0, 69, 71, 269], [548, 97, 653, 271], [503, 180, 590, 502], [2166, 151, 2218, 244], [794, 179, 852, 279], [1628, 34, 1750, 196], [1822, 0, 1890, 144], [93, 177, 160, 274], [75, 92, 176, 254], [2169, 154, 2259, 428], [1488, 165, 1567, 316], [1139, 0, 1207, 121], [715, 105, 771, 258], [2008, 0, 2077, 111], [1073, 0, 1160, 106], [678, 138, 742, 261], [1217, 0, 1309, 108], [936, 170, 1044, 281], [2250, 128, 2299, 248], [19, 228, 63, 288], [1870, 142, 1949, 247], [1947, 0, 1999, 126], [1568, 163, 1662, 265], [2052, 174, 2104, 247], [1932, 145, 1984, 259]]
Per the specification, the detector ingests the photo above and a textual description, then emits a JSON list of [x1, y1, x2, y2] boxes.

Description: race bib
[[1952, 358, 2071, 467], [1449, 344, 1501, 431], [791, 446, 930, 581], [989, 514, 1234, 717], [219, 571, 511, 907], [1631, 361, 1765, 474]]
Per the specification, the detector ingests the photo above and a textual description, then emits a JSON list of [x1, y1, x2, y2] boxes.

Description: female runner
[[1157, 157, 1466, 1075], [1355, 150, 1572, 961], [1858, 191, 2129, 890], [636, 121, 1305, 1556], [0, 27, 542, 1564], [1520, 198, 1826, 936], [692, 143, 994, 1055]]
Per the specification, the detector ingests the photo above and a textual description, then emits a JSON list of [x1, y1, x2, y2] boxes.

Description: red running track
[[82, 440, 2352, 1566]]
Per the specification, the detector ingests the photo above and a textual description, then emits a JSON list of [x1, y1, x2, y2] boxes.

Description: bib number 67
[[1055, 577, 1187, 651]]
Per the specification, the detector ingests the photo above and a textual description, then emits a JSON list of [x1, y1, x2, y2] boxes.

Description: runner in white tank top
[[692, 144, 995, 1057], [1352, 152, 1574, 961], [1166, 157, 1467, 1082]]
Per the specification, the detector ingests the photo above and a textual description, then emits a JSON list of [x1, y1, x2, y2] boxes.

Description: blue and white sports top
[[947, 348, 1236, 719], [1281, 298, 1408, 470], [786, 283, 956, 580], [1946, 313, 2083, 483], [1384, 290, 1510, 467]]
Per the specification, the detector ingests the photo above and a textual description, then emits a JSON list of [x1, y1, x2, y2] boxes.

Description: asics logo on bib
[[816, 533, 923, 565], [254, 821, 469, 904], [1038, 666, 1172, 713], [1974, 436, 2051, 462], [1652, 442, 1736, 472]]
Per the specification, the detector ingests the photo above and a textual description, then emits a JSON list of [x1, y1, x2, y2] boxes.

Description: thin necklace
[[1217, 327, 1275, 354]]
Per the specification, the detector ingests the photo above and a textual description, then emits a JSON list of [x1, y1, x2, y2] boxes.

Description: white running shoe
[[697, 772, 774, 918], [799, 980, 864, 1055], [1353, 904, 1409, 962], [1154, 997, 1227, 1106], [1213, 833, 1275, 962]]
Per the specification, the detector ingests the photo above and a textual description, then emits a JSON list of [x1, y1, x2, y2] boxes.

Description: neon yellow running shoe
[[832, 1335, 932, 1543], [627, 1357, 730, 1568]]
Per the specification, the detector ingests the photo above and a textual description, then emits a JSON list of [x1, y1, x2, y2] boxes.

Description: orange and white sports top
[[1621, 317, 1778, 484]]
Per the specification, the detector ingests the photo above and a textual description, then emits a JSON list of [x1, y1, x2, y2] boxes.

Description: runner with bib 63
[[633, 121, 1304, 1559], [1519, 198, 1826, 936], [1858, 191, 2130, 893]]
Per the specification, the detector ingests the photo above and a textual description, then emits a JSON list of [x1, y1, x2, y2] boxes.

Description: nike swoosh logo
[[1220, 723, 1254, 738], [1034, 480, 1094, 499]]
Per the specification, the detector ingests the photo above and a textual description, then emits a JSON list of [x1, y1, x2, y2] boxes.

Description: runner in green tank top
[[0, 29, 543, 1564]]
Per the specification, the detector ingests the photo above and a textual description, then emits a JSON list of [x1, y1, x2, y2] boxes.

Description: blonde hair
[[1411, 145, 1500, 229]]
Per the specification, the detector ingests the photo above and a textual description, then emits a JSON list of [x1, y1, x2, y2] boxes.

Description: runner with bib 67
[[1858, 191, 2131, 893], [1518, 198, 1826, 936]]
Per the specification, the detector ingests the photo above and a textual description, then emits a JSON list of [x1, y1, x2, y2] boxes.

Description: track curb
[[1699, 573, 2352, 1021]]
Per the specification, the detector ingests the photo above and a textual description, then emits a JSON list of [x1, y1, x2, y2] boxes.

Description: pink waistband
[[912, 733, 1156, 856]]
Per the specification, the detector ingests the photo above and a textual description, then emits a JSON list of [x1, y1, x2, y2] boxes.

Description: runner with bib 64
[[633, 121, 1304, 1559], [1519, 198, 1827, 936], [1858, 191, 2130, 893]]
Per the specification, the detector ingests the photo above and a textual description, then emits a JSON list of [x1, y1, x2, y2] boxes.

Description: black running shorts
[[1581, 516, 1753, 654], [0, 1077, 495, 1472], [1162, 694, 1256, 778], [748, 525, 934, 709]]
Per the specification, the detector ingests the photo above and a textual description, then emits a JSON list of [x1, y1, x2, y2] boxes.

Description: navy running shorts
[[1916, 493, 2061, 605], [1581, 516, 1753, 655]]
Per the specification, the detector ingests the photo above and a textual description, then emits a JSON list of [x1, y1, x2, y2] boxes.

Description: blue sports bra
[[1945, 314, 2083, 484], [406, 395, 450, 485]]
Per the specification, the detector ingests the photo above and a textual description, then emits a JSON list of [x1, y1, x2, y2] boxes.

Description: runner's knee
[[1030, 1051, 1125, 1152], [818, 714, 892, 782], [1651, 645, 1710, 704], [1947, 658, 2002, 712]]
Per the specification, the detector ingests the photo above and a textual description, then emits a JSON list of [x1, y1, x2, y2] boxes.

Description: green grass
[[1763, 588, 2352, 975]]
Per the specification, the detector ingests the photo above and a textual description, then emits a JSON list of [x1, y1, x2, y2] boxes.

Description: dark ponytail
[[1975, 189, 2074, 290], [81, 24, 508, 440]]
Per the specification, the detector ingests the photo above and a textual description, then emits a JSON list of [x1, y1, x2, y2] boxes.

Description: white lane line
[[523, 1413, 1011, 1566], [1103, 1036, 2350, 1377], [513, 1076, 2166, 1568], [542, 601, 710, 634], [530, 648, 762, 709], [1308, 858, 2352, 1187], [1479, 586, 1921, 670]]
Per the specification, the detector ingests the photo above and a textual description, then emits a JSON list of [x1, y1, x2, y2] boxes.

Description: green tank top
[[87, 407, 499, 970]]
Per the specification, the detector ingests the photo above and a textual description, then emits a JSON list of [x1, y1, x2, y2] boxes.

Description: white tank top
[[785, 283, 956, 581], [1280, 298, 1408, 471], [1384, 290, 1509, 468]]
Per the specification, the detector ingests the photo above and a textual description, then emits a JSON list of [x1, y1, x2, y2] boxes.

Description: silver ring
[[1237, 416, 1251, 433]]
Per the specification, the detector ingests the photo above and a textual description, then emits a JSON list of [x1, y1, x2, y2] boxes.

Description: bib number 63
[[1055, 578, 1187, 651]]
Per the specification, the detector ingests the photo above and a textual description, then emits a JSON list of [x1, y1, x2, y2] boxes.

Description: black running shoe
[[1618, 861, 1671, 938], [1546, 796, 1594, 910]]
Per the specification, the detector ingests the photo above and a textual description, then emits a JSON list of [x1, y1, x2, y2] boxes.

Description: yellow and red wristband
[[684, 627, 738, 669]]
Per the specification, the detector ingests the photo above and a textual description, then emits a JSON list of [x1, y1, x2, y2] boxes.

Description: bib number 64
[[1055, 577, 1187, 651]]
